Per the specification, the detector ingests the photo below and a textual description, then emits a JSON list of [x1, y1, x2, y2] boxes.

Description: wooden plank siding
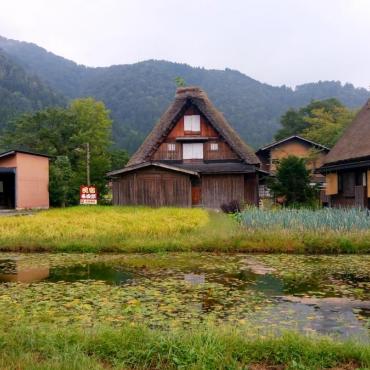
[[152, 140, 238, 161], [204, 141, 239, 160], [152, 142, 182, 161], [167, 107, 218, 138], [244, 173, 259, 205], [112, 167, 191, 207], [202, 175, 245, 209]]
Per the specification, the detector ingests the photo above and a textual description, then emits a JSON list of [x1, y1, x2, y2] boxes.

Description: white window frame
[[184, 115, 200, 132], [210, 143, 219, 151], [183, 143, 203, 159], [167, 143, 176, 152]]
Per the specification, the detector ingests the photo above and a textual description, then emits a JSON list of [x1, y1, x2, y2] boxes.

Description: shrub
[[220, 200, 241, 214]]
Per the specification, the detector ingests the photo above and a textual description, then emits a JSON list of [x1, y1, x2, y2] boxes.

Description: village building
[[107, 87, 261, 208], [320, 99, 370, 208], [0, 150, 50, 210], [255, 135, 329, 198]]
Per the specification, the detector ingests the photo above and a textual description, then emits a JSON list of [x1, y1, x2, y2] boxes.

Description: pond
[[0, 253, 369, 342]]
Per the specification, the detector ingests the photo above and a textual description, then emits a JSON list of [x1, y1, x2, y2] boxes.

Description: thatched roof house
[[108, 87, 261, 208], [320, 99, 370, 208]]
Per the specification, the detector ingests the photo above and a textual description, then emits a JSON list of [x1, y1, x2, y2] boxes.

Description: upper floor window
[[184, 115, 200, 132], [210, 143, 218, 151], [167, 143, 176, 152], [183, 143, 203, 159]]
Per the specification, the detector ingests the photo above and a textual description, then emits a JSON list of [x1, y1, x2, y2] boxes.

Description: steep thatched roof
[[324, 99, 370, 165], [127, 87, 260, 166]]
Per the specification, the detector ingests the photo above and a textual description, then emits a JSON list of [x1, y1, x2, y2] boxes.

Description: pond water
[[0, 253, 368, 342]]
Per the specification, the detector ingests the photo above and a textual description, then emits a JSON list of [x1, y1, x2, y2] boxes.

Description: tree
[[302, 106, 356, 148], [274, 98, 349, 144], [110, 148, 129, 170], [49, 156, 73, 207], [268, 156, 318, 207], [174, 77, 186, 87], [1, 98, 115, 205]]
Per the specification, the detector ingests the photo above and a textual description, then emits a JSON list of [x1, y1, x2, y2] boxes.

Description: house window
[[167, 143, 176, 152], [183, 143, 203, 159], [184, 115, 200, 132], [210, 143, 218, 151]]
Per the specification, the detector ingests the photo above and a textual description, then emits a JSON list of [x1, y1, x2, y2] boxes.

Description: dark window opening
[[0, 172, 15, 209]]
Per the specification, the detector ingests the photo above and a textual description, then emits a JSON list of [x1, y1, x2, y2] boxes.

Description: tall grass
[[0, 206, 369, 253], [0, 206, 210, 252], [238, 207, 370, 231], [0, 323, 368, 369]]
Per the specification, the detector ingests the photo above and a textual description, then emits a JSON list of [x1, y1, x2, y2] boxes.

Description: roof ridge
[[127, 87, 260, 166]]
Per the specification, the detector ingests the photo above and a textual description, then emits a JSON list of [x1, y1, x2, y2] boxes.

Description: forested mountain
[[0, 47, 64, 130], [0, 35, 369, 152]]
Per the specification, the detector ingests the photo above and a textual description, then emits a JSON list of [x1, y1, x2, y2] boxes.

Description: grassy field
[[0, 322, 368, 369], [0, 206, 369, 253]]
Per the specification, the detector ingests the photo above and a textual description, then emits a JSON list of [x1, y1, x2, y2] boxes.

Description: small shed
[[0, 150, 50, 210]]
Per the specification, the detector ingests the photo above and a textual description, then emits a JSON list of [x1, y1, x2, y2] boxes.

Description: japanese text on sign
[[80, 185, 98, 205]]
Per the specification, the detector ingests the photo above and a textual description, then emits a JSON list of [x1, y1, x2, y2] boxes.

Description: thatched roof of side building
[[127, 87, 260, 166], [324, 99, 370, 166]]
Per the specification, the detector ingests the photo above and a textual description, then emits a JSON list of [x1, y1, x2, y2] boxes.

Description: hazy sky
[[1, 0, 369, 88]]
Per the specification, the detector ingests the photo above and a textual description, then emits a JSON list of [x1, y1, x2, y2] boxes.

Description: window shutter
[[184, 115, 200, 132], [367, 170, 370, 198], [183, 144, 192, 159], [184, 116, 192, 131], [192, 115, 200, 132], [183, 143, 203, 159], [193, 143, 203, 159]]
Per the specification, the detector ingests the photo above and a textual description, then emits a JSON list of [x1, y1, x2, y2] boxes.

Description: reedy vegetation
[[0, 323, 368, 369], [0, 206, 369, 253]]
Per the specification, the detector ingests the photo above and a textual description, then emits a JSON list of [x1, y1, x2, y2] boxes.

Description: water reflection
[[48, 263, 133, 284], [0, 259, 50, 283], [0, 254, 368, 342]]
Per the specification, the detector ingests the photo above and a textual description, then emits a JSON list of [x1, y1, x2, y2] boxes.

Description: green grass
[[0, 206, 369, 253], [0, 323, 368, 369]]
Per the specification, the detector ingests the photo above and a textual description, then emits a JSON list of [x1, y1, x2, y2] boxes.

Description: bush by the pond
[[0, 323, 369, 369], [238, 207, 370, 231]]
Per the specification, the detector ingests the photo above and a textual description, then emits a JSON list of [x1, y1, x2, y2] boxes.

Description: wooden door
[[192, 186, 201, 205]]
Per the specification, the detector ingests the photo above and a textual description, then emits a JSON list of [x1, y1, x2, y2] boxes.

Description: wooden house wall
[[204, 141, 239, 160], [150, 106, 239, 162], [244, 173, 259, 205], [112, 167, 191, 207], [327, 169, 369, 208], [167, 107, 218, 138], [201, 175, 245, 209]]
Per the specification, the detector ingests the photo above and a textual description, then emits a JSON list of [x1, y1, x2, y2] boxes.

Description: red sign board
[[80, 185, 98, 205]]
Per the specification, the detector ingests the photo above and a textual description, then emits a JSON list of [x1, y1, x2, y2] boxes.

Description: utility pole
[[86, 142, 91, 186]]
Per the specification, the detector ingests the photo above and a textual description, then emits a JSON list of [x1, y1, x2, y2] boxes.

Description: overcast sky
[[0, 0, 369, 88]]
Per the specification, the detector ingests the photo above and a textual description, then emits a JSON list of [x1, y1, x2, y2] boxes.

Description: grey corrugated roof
[[0, 150, 50, 159], [175, 162, 256, 174], [107, 162, 199, 177]]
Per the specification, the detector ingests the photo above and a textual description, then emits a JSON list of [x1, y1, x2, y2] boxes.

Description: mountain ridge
[[0, 35, 369, 152]]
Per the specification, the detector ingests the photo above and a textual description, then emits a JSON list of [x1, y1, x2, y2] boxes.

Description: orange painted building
[[0, 150, 50, 210], [256, 135, 329, 183]]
